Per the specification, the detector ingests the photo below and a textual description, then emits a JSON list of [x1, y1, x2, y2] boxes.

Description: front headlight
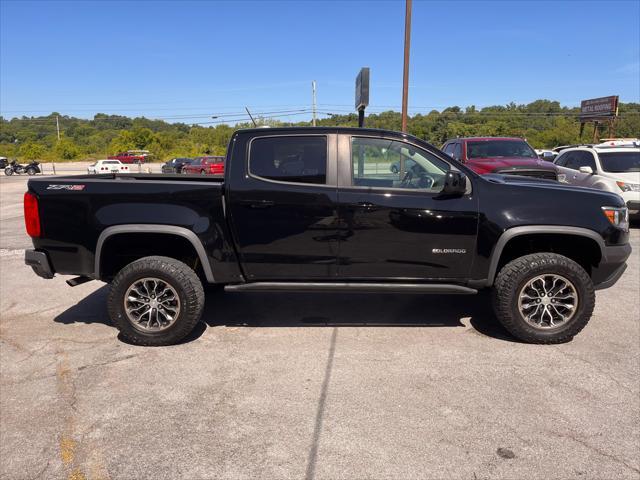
[[602, 206, 629, 231], [617, 181, 640, 192]]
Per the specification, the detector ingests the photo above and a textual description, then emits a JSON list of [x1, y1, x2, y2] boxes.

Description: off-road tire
[[108, 256, 205, 346], [492, 253, 595, 344]]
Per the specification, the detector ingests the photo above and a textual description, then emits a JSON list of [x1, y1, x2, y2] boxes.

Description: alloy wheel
[[517, 274, 578, 329], [123, 277, 181, 332]]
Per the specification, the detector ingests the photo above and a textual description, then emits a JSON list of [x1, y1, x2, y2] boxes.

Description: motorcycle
[[4, 160, 41, 176]]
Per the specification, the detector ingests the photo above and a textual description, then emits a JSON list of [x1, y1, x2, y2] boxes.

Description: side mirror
[[440, 170, 467, 197], [579, 166, 594, 174], [542, 151, 555, 160]]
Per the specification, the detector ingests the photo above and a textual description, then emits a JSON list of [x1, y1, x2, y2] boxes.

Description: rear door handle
[[241, 200, 275, 209]]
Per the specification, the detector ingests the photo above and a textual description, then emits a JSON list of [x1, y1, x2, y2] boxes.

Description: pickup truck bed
[[27, 173, 241, 284], [24, 127, 631, 346]]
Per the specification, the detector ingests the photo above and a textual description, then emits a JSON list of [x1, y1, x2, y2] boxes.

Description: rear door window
[[250, 136, 327, 185]]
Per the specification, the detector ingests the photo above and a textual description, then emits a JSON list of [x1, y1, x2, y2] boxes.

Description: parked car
[[553, 141, 640, 219], [161, 158, 193, 174], [0, 157, 8, 169], [108, 150, 149, 164], [24, 127, 631, 346], [87, 159, 130, 174], [182, 156, 225, 175], [442, 137, 559, 180]]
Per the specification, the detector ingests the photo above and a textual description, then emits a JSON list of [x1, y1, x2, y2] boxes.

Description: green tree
[[54, 137, 80, 160], [19, 142, 46, 160]]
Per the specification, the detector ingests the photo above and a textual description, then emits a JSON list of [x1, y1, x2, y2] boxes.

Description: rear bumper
[[592, 243, 632, 290], [25, 249, 54, 279]]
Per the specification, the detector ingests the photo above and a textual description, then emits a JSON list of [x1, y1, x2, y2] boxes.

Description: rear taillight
[[24, 192, 41, 237]]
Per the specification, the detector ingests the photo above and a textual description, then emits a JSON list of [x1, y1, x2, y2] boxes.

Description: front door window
[[351, 137, 449, 193]]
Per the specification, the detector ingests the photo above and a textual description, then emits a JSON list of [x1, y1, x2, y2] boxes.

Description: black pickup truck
[[24, 127, 631, 345]]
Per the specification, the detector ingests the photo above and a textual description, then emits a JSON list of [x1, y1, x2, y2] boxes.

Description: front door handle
[[356, 202, 376, 210], [241, 200, 275, 209]]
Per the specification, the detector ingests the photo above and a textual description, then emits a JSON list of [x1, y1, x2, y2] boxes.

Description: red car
[[182, 156, 225, 175], [107, 150, 149, 164], [442, 137, 559, 180]]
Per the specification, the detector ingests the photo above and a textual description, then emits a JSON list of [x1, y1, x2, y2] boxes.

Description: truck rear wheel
[[492, 253, 595, 344], [108, 256, 205, 346]]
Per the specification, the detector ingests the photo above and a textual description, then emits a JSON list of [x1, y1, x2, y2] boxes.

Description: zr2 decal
[[46, 184, 86, 191]]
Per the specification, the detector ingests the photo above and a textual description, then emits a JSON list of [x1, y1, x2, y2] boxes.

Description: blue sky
[[1, 0, 638, 124]]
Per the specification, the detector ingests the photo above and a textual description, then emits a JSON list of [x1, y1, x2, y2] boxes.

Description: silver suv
[[554, 140, 640, 220]]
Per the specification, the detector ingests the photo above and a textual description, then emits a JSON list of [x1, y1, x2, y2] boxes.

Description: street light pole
[[401, 0, 412, 133]]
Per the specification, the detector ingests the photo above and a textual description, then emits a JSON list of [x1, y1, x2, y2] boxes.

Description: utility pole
[[312, 81, 317, 127], [52, 115, 60, 175], [401, 0, 412, 132]]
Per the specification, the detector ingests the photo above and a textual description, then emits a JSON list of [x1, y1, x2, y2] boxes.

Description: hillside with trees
[[1, 100, 638, 161]]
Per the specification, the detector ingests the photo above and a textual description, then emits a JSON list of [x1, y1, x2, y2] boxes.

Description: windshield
[[599, 151, 640, 173], [467, 140, 537, 159]]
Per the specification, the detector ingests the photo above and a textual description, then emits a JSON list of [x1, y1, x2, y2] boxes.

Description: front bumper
[[25, 249, 54, 279], [592, 243, 632, 290]]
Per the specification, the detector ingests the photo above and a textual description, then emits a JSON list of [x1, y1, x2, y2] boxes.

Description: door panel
[[336, 134, 479, 280], [228, 134, 339, 280], [337, 190, 478, 279]]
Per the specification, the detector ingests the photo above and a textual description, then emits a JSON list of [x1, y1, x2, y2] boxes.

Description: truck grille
[[496, 169, 558, 181]]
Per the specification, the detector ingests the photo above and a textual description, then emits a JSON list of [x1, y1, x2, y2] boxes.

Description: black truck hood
[[482, 173, 625, 205]]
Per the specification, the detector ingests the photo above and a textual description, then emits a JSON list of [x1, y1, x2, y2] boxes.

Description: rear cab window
[[249, 136, 327, 185]]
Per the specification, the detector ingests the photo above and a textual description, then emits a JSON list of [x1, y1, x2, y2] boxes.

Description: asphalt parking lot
[[1, 174, 639, 480]]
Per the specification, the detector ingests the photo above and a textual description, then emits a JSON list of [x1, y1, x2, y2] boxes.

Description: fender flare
[[485, 225, 605, 286], [94, 224, 214, 282]]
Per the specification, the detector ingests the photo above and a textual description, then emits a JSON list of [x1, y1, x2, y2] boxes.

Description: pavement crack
[[305, 327, 338, 480], [28, 460, 51, 480], [553, 347, 637, 395], [77, 353, 139, 371], [547, 430, 640, 474]]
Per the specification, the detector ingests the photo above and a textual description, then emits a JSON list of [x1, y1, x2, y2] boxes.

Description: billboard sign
[[355, 67, 370, 111], [580, 96, 619, 120]]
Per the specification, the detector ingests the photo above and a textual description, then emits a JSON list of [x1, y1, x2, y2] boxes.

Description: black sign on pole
[[355, 67, 370, 128]]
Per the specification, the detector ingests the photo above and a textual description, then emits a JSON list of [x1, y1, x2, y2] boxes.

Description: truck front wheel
[[107, 256, 205, 346], [492, 253, 595, 344]]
